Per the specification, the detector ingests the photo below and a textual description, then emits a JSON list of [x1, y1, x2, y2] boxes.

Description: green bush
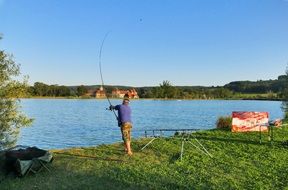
[[216, 116, 232, 130], [284, 112, 288, 123], [282, 101, 288, 122]]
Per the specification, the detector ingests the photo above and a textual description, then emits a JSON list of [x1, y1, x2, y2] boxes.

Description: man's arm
[[109, 105, 119, 110]]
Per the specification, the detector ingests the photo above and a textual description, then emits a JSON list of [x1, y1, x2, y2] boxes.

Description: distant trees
[[278, 64, 288, 100], [152, 80, 180, 99], [281, 64, 288, 121], [224, 80, 275, 94], [76, 85, 88, 96], [224, 77, 287, 95], [213, 88, 233, 99], [33, 82, 47, 96], [25, 75, 286, 100], [28, 83, 90, 97], [136, 87, 153, 98], [19, 71, 288, 100], [0, 38, 33, 149], [147, 80, 233, 99], [29, 82, 72, 97], [278, 85, 288, 100], [285, 65, 288, 100]]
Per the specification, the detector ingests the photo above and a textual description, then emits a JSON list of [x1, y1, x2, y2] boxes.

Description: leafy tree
[[281, 63, 288, 121], [31, 82, 72, 97], [0, 39, 33, 149], [137, 87, 153, 98], [76, 85, 88, 96], [57, 85, 71, 96], [33, 82, 49, 96], [213, 88, 233, 99], [279, 64, 288, 100], [154, 80, 181, 99]]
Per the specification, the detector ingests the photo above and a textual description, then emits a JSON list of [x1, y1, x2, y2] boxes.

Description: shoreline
[[21, 96, 284, 101]]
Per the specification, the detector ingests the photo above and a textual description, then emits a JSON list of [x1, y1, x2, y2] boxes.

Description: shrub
[[1, 43, 33, 149], [216, 116, 232, 130], [282, 101, 288, 122], [284, 111, 288, 123]]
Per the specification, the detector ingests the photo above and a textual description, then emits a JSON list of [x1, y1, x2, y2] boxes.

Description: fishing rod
[[98, 32, 119, 121]]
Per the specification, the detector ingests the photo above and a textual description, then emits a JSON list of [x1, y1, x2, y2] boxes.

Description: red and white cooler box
[[232, 111, 269, 132]]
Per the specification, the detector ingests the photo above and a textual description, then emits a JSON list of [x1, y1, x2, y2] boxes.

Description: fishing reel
[[106, 105, 114, 111]]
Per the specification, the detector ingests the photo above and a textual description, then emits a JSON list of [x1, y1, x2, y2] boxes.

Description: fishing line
[[98, 32, 119, 121], [53, 152, 125, 162]]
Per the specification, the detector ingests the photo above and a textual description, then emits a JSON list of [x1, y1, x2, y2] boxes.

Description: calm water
[[17, 99, 284, 149]]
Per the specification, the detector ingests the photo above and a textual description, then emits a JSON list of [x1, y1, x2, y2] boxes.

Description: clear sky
[[0, 0, 288, 87]]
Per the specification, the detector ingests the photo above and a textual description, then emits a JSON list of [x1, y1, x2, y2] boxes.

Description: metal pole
[[180, 138, 185, 161], [193, 138, 213, 158], [187, 141, 207, 155], [141, 138, 157, 151], [271, 125, 274, 145], [260, 125, 262, 144]]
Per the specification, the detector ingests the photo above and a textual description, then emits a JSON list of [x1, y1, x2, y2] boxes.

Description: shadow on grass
[[53, 152, 126, 162], [193, 135, 264, 145], [140, 134, 266, 147], [0, 160, 196, 190], [192, 132, 288, 148]]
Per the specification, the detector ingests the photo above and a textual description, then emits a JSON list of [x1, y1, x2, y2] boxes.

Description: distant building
[[95, 86, 106, 98], [85, 86, 106, 98], [112, 88, 139, 99], [86, 86, 139, 99], [86, 89, 96, 97]]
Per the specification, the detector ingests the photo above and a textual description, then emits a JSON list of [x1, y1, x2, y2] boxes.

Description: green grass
[[1, 126, 288, 190]]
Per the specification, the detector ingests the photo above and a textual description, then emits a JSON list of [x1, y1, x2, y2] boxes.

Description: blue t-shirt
[[115, 104, 132, 123]]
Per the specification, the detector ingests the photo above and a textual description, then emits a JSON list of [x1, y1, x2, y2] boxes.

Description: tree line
[[137, 81, 233, 99], [27, 74, 288, 100], [27, 81, 235, 99]]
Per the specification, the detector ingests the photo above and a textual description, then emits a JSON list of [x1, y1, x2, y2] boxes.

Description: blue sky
[[0, 0, 288, 87]]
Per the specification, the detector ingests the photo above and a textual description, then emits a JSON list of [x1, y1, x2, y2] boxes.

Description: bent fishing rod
[[98, 32, 119, 121]]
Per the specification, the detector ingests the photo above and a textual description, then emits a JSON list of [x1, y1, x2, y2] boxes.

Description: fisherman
[[110, 95, 133, 156]]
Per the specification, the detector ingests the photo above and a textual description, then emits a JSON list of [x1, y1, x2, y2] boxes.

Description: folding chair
[[5, 146, 53, 177]]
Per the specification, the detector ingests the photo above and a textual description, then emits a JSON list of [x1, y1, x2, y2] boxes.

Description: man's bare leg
[[126, 141, 133, 155]]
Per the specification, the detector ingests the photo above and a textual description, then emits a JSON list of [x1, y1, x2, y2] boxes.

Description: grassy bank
[[1, 126, 288, 190]]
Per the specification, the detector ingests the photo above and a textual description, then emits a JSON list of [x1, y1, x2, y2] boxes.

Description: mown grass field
[[1, 125, 288, 190]]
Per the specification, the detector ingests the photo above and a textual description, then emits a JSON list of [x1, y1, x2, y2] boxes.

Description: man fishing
[[110, 95, 133, 156]]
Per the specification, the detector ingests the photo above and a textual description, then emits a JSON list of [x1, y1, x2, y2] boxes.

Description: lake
[[17, 99, 284, 149]]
